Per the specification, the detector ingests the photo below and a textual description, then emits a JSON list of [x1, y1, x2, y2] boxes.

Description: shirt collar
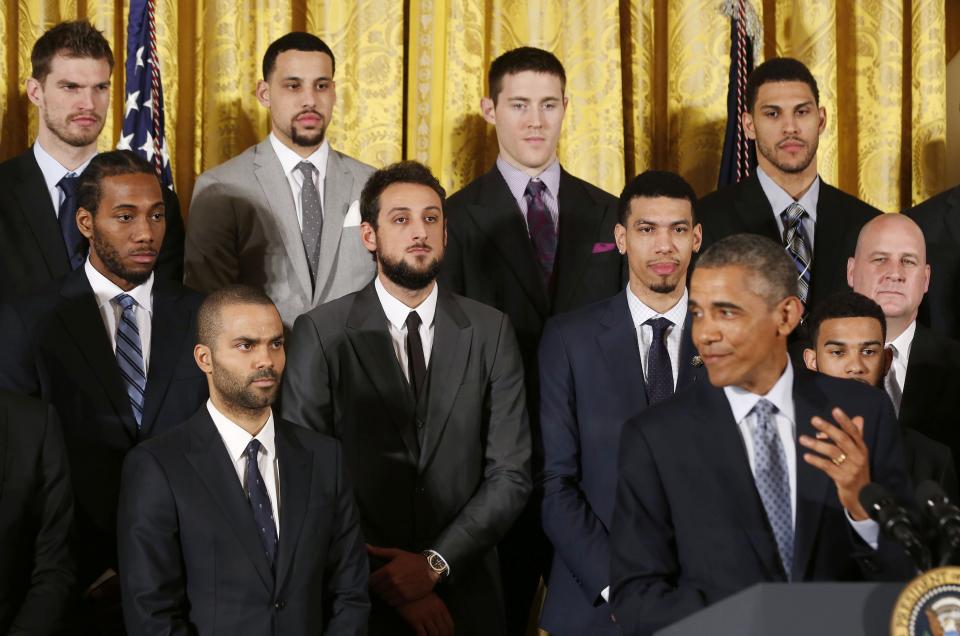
[[626, 285, 688, 329], [496, 156, 561, 203], [206, 399, 277, 464], [84, 258, 154, 315], [269, 132, 329, 182], [723, 358, 796, 425], [34, 142, 96, 193], [756, 165, 820, 223], [887, 319, 917, 359], [374, 277, 439, 331]]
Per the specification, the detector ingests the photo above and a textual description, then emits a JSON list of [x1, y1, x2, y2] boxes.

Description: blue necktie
[[113, 294, 146, 428], [750, 399, 793, 580], [780, 203, 812, 303], [58, 173, 86, 270], [244, 439, 278, 569], [644, 317, 674, 404]]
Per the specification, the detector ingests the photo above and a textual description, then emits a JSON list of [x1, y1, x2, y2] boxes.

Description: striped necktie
[[780, 203, 812, 303], [113, 293, 146, 428]]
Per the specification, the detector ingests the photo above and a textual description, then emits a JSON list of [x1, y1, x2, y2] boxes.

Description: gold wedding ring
[[832, 453, 847, 467]]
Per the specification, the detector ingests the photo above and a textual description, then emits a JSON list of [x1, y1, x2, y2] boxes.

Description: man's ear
[[194, 343, 213, 375], [76, 208, 94, 240], [802, 348, 818, 372], [614, 223, 626, 255], [255, 80, 270, 108], [776, 296, 804, 337], [360, 221, 378, 253], [480, 97, 496, 125], [741, 110, 756, 140]]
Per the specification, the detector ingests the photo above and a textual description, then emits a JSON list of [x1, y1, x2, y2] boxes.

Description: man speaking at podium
[[609, 234, 914, 635]]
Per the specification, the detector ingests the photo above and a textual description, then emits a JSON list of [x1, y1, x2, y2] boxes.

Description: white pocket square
[[343, 200, 362, 227]]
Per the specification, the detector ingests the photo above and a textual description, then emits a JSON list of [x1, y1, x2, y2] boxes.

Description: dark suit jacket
[[0, 268, 208, 589], [0, 391, 74, 635], [118, 409, 370, 635], [696, 174, 880, 312], [0, 148, 185, 301], [610, 368, 914, 636], [281, 282, 532, 635], [538, 291, 705, 635], [907, 186, 960, 339]]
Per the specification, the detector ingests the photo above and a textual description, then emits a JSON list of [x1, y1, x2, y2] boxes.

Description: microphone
[[916, 480, 960, 567], [859, 482, 930, 572]]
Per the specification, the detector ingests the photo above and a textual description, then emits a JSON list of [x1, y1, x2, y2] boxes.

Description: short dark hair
[[76, 150, 158, 215], [695, 233, 799, 305], [617, 170, 697, 226], [197, 285, 277, 347], [488, 47, 566, 104], [262, 32, 335, 80], [360, 161, 446, 229], [31, 20, 114, 83], [806, 291, 887, 347], [746, 57, 819, 112]]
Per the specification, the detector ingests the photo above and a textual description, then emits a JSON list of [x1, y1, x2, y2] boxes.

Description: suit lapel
[[553, 170, 606, 310], [186, 411, 275, 592], [676, 315, 699, 390], [139, 282, 192, 437], [809, 182, 852, 306], [464, 169, 549, 317], [314, 149, 355, 302], [596, 291, 648, 408], [344, 284, 420, 463], [274, 421, 311, 590], [253, 140, 313, 301], [12, 150, 70, 278], [899, 325, 943, 434], [733, 176, 781, 241], [419, 291, 472, 472]]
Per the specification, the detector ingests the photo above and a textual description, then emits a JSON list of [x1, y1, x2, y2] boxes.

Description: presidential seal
[[892, 567, 960, 636]]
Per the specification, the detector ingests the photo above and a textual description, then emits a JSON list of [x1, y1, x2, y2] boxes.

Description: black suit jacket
[[0, 268, 208, 588], [696, 174, 880, 312], [0, 391, 74, 635], [610, 368, 913, 635], [118, 409, 369, 635], [281, 282, 532, 635], [538, 291, 705, 635], [0, 148, 185, 301], [907, 186, 960, 339]]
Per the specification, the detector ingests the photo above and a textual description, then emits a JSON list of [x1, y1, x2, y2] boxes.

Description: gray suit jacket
[[185, 138, 376, 326]]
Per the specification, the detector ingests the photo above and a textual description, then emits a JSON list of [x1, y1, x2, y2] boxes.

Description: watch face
[[429, 554, 446, 572]]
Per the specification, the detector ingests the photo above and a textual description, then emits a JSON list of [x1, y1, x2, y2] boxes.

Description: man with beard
[[697, 57, 879, 314], [538, 171, 706, 635], [186, 32, 376, 328], [0, 21, 185, 300], [282, 161, 531, 636], [118, 285, 369, 635], [0, 150, 207, 634]]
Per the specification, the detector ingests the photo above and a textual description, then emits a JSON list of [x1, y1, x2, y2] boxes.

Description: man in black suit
[[697, 57, 879, 314], [539, 171, 705, 635], [0, 21, 184, 301], [440, 47, 623, 631], [906, 185, 960, 339], [282, 161, 531, 635], [0, 392, 74, 635], [118, 285, 369, 635], [610, 234, 913, 636], [848, 213, 960, 471], [0, 150, 207, 634]]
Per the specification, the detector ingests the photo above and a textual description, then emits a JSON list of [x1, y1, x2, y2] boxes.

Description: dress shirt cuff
[[846, 510, 880, 550], [600, 586, 610, 603]]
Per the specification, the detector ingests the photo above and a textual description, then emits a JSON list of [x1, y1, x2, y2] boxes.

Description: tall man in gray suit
[[282, 161, 531, 635], [186, 32, 376, 327]]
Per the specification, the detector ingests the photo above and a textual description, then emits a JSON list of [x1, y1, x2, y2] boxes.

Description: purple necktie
[[523, 179, 556, 286]]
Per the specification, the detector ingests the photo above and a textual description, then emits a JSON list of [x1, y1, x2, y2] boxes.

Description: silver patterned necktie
[[113, 293, 146, 428], [296, 161, 323, 286], [750, 398, 793, 580], [780, 202, 813, 303], [884, 344, 903, 415]]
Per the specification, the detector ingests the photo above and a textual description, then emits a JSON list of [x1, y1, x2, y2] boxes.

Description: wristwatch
[[422, 550, 449, 578]]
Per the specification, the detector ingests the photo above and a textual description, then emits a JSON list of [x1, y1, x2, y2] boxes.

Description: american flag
[[717, 0, 760, 187], [117, 0, 173, 189]]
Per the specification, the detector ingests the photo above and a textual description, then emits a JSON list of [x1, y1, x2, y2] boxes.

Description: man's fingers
[[799, 430, 854, 461], [367, 544, 399, 558], [802, 452, 841, 480]]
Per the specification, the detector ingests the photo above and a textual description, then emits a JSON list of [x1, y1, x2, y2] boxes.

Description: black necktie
[[58, 174, 86, 270], [644, 317, 674, 404], [243, 439, 277, 570], [406, 311, 427, 400]]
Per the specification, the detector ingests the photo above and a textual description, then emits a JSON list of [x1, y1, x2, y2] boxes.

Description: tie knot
[[644, 316, 673, 338], [751, 398, 778, 424], [524, 179, 547, 200], [405, 311, 422, 331], [296, 161, 316, 179], [245, 438, 263, 459], [113, 293, 137, 312], [58, 173, 79, 196], [780, 202, 806, 227]]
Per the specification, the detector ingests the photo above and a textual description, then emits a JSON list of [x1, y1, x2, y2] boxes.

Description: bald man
[[848, 214, 960, 469]]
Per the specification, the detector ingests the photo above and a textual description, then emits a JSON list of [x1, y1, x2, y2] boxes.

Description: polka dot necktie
[[296, 161, 323, 287], [750, 398, 793, 580], [243, 439, 277, 570], [643, 317, 674, 404]]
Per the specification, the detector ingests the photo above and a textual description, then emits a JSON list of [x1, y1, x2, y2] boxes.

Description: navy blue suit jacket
[[609, 367, 915, 635], [538, 290, 704, 635]]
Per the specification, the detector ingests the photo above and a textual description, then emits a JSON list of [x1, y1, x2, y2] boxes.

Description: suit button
[[416, 419, 425, 429], [417, 487, 425, 495], [274, 600, 285, 610]]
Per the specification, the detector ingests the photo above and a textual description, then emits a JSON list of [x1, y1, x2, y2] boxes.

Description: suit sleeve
[[0, 301, 41, 396], [184, 174, 241, 293], [433, 315, 532, 571], [437, 217, 465, 295], [156, 187, 185, 283], [8, 406, 75, 636], [118, 446, 193, 636], [280, 314, 335, 435], [322, 441, 370, 635], [539, 319, 610, 603], [610, 418, 707, 635]]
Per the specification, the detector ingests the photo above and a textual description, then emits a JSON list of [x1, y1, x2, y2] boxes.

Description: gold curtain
[[0, 0, 948, 215]]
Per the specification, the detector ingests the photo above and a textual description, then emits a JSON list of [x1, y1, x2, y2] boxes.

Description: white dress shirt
[[34, 142, 95, 218], [723, 360, 879, 548], [269, 132, 329, 230], [626, 286, 688, 390], [207, 399, 281, 533], [374, 277, 438, 380], [496, 156, 561, 229], [886, 320, 916, 395], [84, 259, 154, 372], [756, 165, 821, 249]]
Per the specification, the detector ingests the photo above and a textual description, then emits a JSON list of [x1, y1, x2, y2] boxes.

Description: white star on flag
[[160, 139, 171, 167], [135, 46, 145, 69], [124, 91, 140, 118], [142, 96, 154, 113], [117, 132, 134, 150], [139, 131, 156, 162]]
